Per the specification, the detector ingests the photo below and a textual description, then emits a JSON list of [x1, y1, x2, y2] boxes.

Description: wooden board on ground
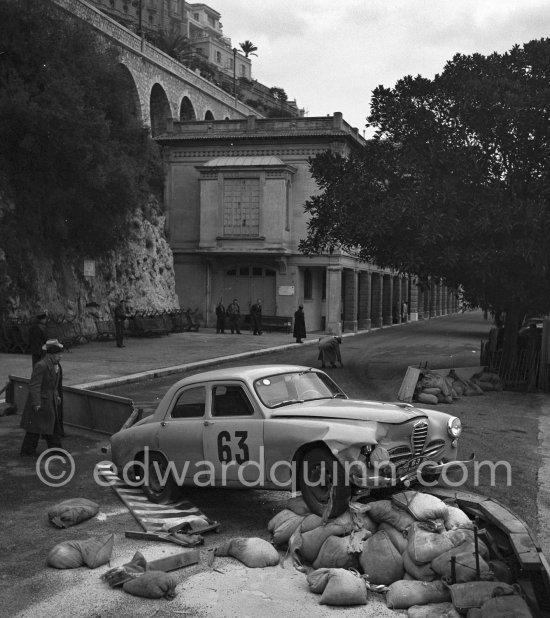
[[148, 549, 201, 572], [95, 462, 220, 534], [397, 366, 422, 402]]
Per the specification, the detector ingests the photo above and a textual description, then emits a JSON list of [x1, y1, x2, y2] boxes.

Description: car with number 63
[[107, 365, 471, 517]]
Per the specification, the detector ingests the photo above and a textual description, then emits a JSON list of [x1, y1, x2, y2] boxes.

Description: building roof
[[203, 156, 285, 167]]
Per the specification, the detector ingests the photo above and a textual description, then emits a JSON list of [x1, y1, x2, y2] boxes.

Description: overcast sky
[[218, 0, 550, 136]]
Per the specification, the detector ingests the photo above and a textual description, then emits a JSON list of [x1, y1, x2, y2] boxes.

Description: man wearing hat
[[318, 334, 344, 369], [28, 312, 48, 367], [20, 339, 65, 456]]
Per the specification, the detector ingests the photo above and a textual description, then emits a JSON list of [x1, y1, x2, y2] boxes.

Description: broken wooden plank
[[397, 366, 422, 402], [125, 530, 203, 547], [147, 549, 201, 572]]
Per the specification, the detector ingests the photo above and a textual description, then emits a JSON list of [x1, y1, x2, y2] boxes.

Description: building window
[[304, 269, 313, 300], [223, 178, 260, 236], [321, 271, 326, 300], [216, 51, 222, 64], [240, 65, 246, 76], [193, 12, 199, 20]]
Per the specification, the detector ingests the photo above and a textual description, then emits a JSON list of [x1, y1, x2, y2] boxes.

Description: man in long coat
[[318, 335, 343, 368], [293, 306, 306, 343], [250, 298, 263, 335], [226, 298, 241, 334], [215, 299, 226, 334], [20, 339, 65, 456]]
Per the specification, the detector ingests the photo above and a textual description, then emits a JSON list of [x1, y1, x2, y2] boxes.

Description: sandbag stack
[[413, 368, 503, 405], [267, 491, 533, 615]]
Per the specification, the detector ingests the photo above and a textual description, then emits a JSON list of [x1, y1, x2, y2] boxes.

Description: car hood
[[269, 399, 428, 424]]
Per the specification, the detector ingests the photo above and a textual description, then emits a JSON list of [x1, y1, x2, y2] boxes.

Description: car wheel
[[417, 470, 441, 486], [299, 447, 350, 518], [142, 452, 179, 504]]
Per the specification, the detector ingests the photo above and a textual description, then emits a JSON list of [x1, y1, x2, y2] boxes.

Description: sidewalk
[[0, 327, 321, 391]]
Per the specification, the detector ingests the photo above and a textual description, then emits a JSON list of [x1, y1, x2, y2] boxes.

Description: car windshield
[[253, 370, 346, 408]]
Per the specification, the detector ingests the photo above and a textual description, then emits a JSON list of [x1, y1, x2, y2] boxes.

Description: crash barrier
[[9, 375, 135, 435], [241, 314, 292, 333]]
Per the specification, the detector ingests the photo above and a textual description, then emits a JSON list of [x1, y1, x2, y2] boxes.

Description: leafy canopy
[[300, 39, 550, 316], [0, 0, 163, 258]]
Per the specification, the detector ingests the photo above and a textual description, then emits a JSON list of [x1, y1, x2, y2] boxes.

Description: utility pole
[[233, 47, 237, 108], [138, 0, 144, 52]]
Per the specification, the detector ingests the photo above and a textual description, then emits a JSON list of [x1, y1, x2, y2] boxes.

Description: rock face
[[2, 201, 179, 336]]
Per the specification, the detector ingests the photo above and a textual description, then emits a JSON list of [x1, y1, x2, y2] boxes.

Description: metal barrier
[[9, 375, 135, 435]]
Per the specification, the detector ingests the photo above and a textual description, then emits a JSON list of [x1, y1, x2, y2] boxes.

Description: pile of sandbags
[[413, 368, 503, 405], [267, 491, 532, 615]]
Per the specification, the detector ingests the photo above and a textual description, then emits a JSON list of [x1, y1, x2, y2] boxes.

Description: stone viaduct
[[52, 0, 260, 135]]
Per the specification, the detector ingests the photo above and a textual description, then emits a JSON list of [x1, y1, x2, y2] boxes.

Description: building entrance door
[[223, 265, 277, 314]]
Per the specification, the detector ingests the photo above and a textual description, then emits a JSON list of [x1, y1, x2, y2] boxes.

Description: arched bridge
[[53, 0, 260, 134]]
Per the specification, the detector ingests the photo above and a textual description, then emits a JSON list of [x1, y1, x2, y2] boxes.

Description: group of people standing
[[214, 299, 342, 368], [215, 298, 263, 335]]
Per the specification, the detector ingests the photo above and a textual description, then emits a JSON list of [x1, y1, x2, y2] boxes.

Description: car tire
[[417, 470, 441, 486], [142, 452, 180, 504], [299, 446, 350, 518]]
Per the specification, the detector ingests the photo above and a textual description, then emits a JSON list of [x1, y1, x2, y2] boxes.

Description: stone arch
[[205, 110, 215, 120], [179, 96, 196, 121], [115, 63, 142, 123], [150, 83, 171, 137]]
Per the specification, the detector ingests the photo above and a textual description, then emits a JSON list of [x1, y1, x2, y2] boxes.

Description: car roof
[[173, 364, 316, 387]]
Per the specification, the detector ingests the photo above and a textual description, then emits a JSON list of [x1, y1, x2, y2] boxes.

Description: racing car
[[108, 365, 469, 517]]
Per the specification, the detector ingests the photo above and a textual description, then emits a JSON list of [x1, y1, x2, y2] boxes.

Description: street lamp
[[233, 47, 237, 108]]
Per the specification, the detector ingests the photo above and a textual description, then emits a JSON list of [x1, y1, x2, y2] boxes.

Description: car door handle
[[204, 420, 214, 426]]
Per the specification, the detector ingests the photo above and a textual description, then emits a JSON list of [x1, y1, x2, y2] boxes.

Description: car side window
[[212, 385, 254, 417], [171, 386, 206, 419]]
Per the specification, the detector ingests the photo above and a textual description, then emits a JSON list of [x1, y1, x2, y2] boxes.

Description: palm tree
[[239, 40, 258, 58], [150, 29, 194, 62]]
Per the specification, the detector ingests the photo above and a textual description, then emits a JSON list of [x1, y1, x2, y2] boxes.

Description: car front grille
[[412, 420, 428, 455], [388, 438, 446, 469]]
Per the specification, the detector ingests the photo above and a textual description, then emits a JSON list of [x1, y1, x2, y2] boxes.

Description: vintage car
[[108, 365, 470, 517]]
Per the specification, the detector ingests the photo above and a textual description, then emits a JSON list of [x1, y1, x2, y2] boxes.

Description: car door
[[156, 384, 207, 483], [202, 381, 265, 485]]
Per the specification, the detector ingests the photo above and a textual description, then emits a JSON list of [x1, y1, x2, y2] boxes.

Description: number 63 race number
[[217, 430, 250, 464]]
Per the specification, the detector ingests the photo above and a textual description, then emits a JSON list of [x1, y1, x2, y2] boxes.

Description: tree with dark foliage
[[0, 1, 163, 314], [300, 39, 550, 365]]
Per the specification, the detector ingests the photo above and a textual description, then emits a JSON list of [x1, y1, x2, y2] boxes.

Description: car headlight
[[447, 417, 462, 438]]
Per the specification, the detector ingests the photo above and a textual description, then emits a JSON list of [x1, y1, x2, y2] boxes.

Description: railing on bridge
[[51, 0, 259, 118]]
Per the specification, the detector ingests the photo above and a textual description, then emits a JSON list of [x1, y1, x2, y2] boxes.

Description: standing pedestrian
[[215, 299, 226, 334], [401, 300, 408, 323], [293, 305, 306, 343], [20, 338, 65, 456], [226, 298, 241, 334], [250, 298, 263, 335], [114, 299, 131, 348], [28, 312, 48, 367], [318, 335, 343, 368]]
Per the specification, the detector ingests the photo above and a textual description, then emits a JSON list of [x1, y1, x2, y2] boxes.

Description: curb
[[74, 339, 318, 391]]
